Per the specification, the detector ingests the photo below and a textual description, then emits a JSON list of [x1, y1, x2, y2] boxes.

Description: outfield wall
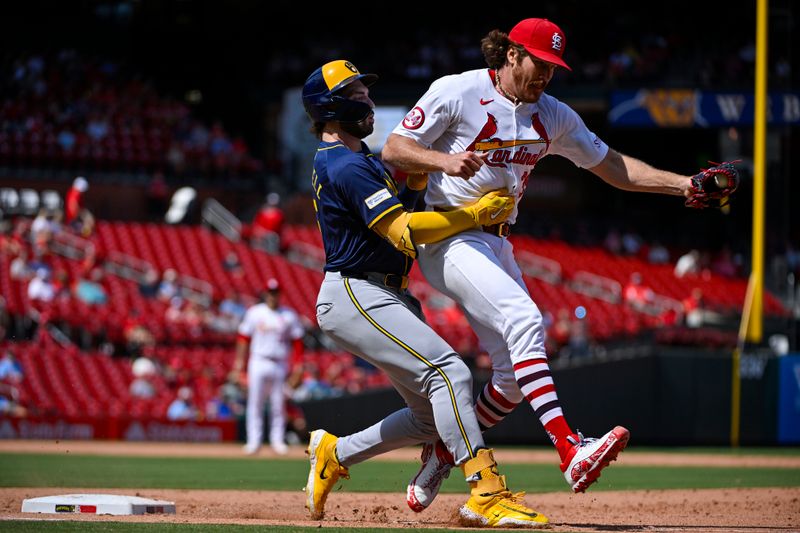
[[300, 349, 791, 446], [0, 416, 238, 442]]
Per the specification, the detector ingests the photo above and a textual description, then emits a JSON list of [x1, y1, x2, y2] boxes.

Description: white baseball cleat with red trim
[[560, 426, 630, 493], [406, 440, 454, 512]]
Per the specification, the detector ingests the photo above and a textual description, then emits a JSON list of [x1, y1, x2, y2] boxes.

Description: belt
[[432, 206, 510, 238], [256, 354, 285, 362], [341, 271, 409, 290]]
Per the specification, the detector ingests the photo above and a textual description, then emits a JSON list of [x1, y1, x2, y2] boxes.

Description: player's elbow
[[383, 134, 418, 168], [380, 134, 402, 166]]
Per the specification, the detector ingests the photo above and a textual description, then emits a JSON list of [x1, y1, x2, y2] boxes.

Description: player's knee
[[444, 358, 473, 390], [422, 356, 472, 395]]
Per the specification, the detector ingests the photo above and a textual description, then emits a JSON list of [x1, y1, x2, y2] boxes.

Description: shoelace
[[567, 430, 596, 448], [490, 489, 533, 511], [421, 462, 451, 489]]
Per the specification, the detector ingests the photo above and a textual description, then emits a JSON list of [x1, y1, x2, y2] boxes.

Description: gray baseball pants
[[315, 271, 484, 467]]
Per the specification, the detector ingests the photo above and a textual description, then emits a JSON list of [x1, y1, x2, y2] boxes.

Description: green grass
[[0, 523, 464, 533], [623, 446, 800, 457], [2, 451, 798, 533], [1, 453, 798, 493], [499, 444, 800, 456]]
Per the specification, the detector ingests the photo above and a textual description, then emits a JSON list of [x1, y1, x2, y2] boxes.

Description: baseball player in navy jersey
[[301, 59, 550, 528], [234, 278, 305, 456], [383, 18, 699, 511]]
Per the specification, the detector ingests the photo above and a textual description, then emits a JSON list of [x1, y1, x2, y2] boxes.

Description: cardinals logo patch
[[403, 107, 425, 130]]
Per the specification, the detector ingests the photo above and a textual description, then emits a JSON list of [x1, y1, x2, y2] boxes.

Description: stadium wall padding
[[299, 349, 780, 446]]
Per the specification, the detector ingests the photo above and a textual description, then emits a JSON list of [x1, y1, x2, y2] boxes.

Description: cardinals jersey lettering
[[392, 69, 608, 223]]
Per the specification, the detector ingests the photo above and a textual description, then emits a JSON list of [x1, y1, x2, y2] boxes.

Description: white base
[[21, 494, 176, 515]]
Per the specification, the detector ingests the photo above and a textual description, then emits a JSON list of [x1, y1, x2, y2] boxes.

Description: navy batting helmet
[[302, 60, 378, 124]]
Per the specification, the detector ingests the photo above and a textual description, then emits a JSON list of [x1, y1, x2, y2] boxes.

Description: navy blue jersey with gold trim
[[311, 141, 417, 276]]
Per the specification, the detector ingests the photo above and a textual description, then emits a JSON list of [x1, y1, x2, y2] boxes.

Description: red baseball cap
[[266, 278, 281, 292], [509, 18, 571, 71]]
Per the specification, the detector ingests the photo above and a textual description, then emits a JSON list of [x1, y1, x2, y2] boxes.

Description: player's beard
[[341, 117, 374, 139]]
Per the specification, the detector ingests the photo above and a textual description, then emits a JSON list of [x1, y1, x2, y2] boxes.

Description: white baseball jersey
[[237, 303, 304, 360], [391, 68, 609, 223]]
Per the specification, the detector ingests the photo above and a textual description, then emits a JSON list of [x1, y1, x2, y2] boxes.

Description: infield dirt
[[1, 440, 798, 533]]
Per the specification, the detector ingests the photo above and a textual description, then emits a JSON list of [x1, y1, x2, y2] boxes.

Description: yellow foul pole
[[733, 0, 768, 447], [749, 0, 767, 342]]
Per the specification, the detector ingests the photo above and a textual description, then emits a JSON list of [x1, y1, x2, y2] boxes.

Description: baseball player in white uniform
[[383, 17, 696, 511], [234, 278, 305, 455]]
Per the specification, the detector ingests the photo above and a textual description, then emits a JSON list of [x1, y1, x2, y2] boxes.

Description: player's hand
[[441, 151, 485, 178], [463, 189, 515, 226]]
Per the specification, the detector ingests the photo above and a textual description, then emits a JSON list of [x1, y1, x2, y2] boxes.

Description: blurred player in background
[[64, 176, 95, 237], [382, 16, 698, 510], [233, 278, 305, 455]]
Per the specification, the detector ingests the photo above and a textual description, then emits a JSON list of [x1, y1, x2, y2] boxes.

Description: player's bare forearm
[[384, 134, 485, 179], [234, 340, 248, 372], [383, 134, 448, 173], [589, 149, 691, 197]]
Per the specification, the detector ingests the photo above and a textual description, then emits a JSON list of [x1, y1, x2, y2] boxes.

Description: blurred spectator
[[219, 291, 247, 322], [51, 269, 72, 301], [73, 268, 108, 305], [674, 249, 701, 278], [0, 383, 27, 418], [550, 309, 572, 350], [145, 172, 170, 220], [166, 386, 198, 421], [129, 375, 156, 399], [138, 267, 161, 298], [86, 113, 109, 141], [9, 249, 33, 280], [566, 317, 592, 359], [165, 297, 207, 336], [0, 221, 22, 257], [123, 310, 156, 357], [181, 300, 207, 337], [30, 208, 61, 255], [165, 296, 185, 324], [623, 272, 654, 312], [711, 247, 740, 278], [682, 287, 705, 328], [209, 291, 246, 333], [290, 362, 337, 402], [0, 296, 8, 340], [27, 268, 56, 303], [129, 355, 158, 399], [603, 228, 622, 255], [222, 251, 243, 277], [157, 269, 180, 301], [220, 371, 246, 414], [251, 193, 284, 254], [621, 229, 642, 256], [786, 242, 800, 275], [64, 177, 95, 237], [0, 349, 25, 417], [647, 241, 670, 264], [205, 385, 235, 421], [0, 349, 23, 383]]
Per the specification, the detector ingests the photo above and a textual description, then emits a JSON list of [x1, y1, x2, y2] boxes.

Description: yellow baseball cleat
[[460, 489, 549, 528], [458, 448, 549, 528], [304, 429, 349, 519]]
